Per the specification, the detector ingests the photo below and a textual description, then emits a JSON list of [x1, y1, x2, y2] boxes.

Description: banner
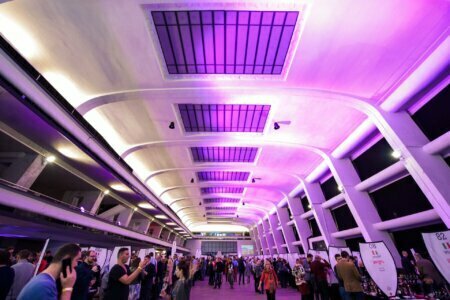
[[359, 242, 397, 297], [109, 246, 131, 267], [308, 249, 329, 262], [328, 246, 351, 270], [422, 231, 450, 283], [89, 247, 108, 269]]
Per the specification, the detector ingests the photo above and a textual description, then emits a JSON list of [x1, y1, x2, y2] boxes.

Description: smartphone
[[61, 258, 72, 278]]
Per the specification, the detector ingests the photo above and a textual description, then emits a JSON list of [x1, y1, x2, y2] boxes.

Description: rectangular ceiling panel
[[203, 198, 241, 204], [179, 104, 270, 132], [191, 147, 258, 162], [201, 187, 244, 194], [197, 171, 250, 181], [151, 10, 299, 75]]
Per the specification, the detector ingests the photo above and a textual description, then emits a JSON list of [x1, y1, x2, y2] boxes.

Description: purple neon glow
[[191, 147, 258, 162], [203, 198, 241, 204], [197, 171, 250, 181], [206, 212, 235, 216], [201, 187, 244, 194], [151, 10, 299, 74], [179, 104, 270, 132]]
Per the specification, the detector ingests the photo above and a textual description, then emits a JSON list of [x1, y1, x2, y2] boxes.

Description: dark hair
[[0, 250, 10, 264], [118, 247, 129, 258], [53, 244, 81, 264], [46, 250, 51, 254], [307, 254, 313, 258], [17, 249, 31, 260], [145, 255, 150, 259], [149, 252, 154, 257], [334, 254, 341, 259], [341, 251, 349, 258], [177, 260, 189, 279]]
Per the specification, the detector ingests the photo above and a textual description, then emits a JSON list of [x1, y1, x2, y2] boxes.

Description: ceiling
[[0, 0, 448, 232]]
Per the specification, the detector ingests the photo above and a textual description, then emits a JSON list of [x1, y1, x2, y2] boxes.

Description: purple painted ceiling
[[201, 187, 244, 194], [151, 10, 298, 74], [205, 206, 237, 211], [206, 211, 235, 216], [203, 198, 241, 204], [197, 171, 250, 182], [191, 146, 258, 162], [179, 104, 270, 132]]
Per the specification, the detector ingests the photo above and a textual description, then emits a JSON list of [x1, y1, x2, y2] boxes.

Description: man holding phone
[[104, 247, 148, 300], [18, 243, 80, 300]]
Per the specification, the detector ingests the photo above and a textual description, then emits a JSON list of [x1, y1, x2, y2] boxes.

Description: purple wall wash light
[[197, 171, 250, 181], [151, 10, 299, 74], [201, 187, 245, 194], [191, 146, 258, 162], [179, 104, 270, 132]]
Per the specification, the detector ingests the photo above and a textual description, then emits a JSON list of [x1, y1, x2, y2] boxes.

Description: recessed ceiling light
[[166, 222, 176, 226], [138, 202, 154, 209], [110, 183, 131, 192], [391, 150, 402, 159], [45, 155, 56, 163], [103, 189, 110, 195], [155, 215, 168, 219], [175, 227, 183, 231]]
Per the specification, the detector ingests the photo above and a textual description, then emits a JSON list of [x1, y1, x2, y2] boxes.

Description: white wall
[[184, 239, 256, 256]]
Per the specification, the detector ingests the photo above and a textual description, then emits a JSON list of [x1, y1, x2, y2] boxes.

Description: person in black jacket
[[213, 258, 224, 289], [139, 255, 156, 300], [155, 257, 167, 297], [238, 258, 246, 285]]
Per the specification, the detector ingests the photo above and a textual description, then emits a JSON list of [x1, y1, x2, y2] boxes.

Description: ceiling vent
[[205, 206, 237, 211], [179, 104, 270, 132], [201, 187, 244, 194], [191, 146, 258, 163], [203, 198, 241, 204], [197, 171, 250, 182], [150, 10, 299, 75]]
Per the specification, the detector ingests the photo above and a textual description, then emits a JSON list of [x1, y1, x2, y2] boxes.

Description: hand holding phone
[[61, 258, 72, 278], [60, 262, 77, 289]]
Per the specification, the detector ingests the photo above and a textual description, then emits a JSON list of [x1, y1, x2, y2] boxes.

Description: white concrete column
[[257, 223, 269, 255], [117, 207, 135, 227], [268, 213, 287, 254], [133, 219, 151, 234], [286, 197, 312, 253], [98, 204, 126, 221], [372, 109, 450, 227], [276, 206, 297, 253], [252, 227, 261, 254], [2, 153, 47, 189], [302, 181, 346, 247], [327, 157, 401, 265], [262, 218, 274, 255], [62, 190, 105, 214]]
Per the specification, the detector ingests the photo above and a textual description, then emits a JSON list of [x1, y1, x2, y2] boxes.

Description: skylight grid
[[201, 187, 245, 194], [205, 206, 237, 211], [179, 104, 270, 132], [203, 198, 241, 204], [206, 212, 236, 216], [151, 10, 299, 75], [191, 147, 258, 163], [197, 171, 250, 182]]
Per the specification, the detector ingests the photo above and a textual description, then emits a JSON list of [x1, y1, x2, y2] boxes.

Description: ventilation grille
[[205, 206, 237, 211], [179, 104, 270, 132], [197, 171, 250, 182], [203, 198, 241, 204], [191, 147, 258, 162], [206, 211, 236, 216], [151, 10, 298, 75], [201, 187, 244, 194]]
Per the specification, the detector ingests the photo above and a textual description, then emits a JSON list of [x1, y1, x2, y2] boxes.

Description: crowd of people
[[0, 244, 448, 300]]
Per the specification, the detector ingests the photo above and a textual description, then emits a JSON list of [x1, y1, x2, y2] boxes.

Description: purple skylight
[[191, 147, 258, 162], [179, 104, 270, 132], [203, 198, 241, 204], [201, 187, 244, 194], [151, 10, 299, 74], [205, 206, 237, 211], [197, 171, 250, 181]]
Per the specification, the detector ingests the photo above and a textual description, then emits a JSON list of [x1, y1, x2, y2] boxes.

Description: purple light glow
[[197, 171, 250, 181], [179, 104, 270, 132], [201, 187, 245, 194], [151, 10, 298, 74], [203, 198, 241, 204], [191, 146, 258, 162]]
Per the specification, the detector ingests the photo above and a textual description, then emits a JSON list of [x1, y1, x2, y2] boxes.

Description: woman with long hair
[[170, 260, 195, 300], [258, 260, 279, 300]]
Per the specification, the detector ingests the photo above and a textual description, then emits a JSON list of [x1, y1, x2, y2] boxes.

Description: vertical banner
[[308, 249, 329, 262], [422, 231, 450, 283], [171, 241, 176, 258], [89, 247, 108, 269], [328, 246, 351, 270], [109, 246, 131, 267], [359, 242, 397, 297]]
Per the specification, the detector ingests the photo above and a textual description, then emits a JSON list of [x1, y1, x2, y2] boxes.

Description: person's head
[[85, 250, 97, 264], [52, 243, 81, 270], [7, 247, 14, 255], [117, 248, 130, 264], [307, 254, 313, 262], [341, 251, 349, 259], [401, 251, 408, 257], [0, 250, 10, 265], [349, 256, 355, 262], [335, 254, 342, 262], [414, 253, 422, 260], [149, 252, 154, 258], [175, 260, 189, 279], [264, 260, 272, 270], [17, 249, 31, 261], [314, 255, 321, 261], [45, 250, 52, 257]]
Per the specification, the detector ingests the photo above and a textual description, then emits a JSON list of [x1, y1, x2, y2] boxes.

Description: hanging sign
[[359, 242, 397, 297], [328, 246, 351, 270], [308, 249, 329, 262], [422, 231, 450, 282], [171, 241, 177, 258], [89, 247, 108, 269]]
